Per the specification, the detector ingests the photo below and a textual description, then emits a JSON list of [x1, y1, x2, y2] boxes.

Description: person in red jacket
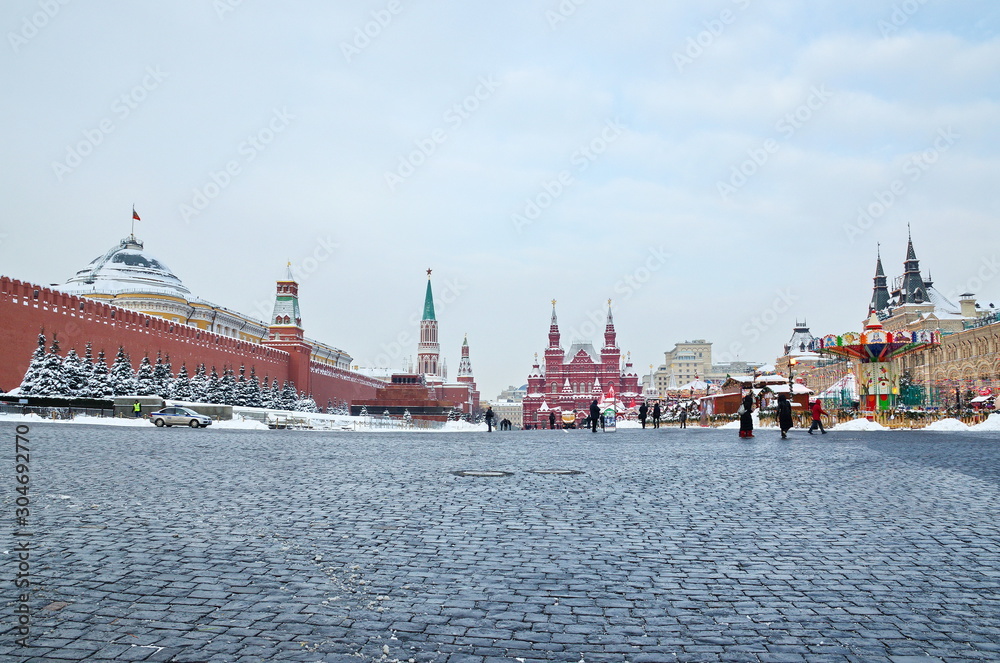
[[808, 399, 827, 434]]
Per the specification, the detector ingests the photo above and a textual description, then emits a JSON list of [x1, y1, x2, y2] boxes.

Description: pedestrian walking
[[679, 408, 687, 429], [808, 399, 827, 434], [777, 392, 793, 439], [638, 401, 649, 428], [549, 411, 556, 430], [485, 406, 495, 432], [589, 399, 600, 433], [738, 390, 754, 438], [652, 402, 661, 429]]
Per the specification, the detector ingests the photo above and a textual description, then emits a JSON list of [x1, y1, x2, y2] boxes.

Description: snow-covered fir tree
[[152, 352, 172, 397], [83, 350, 112, 398], [134, 355, 156, 395], [295, 392, 319, 413], [268, 378, 281, 409], [382, 409, 391, 419], [403, 409, 413, 426], [359, 405, 369, 417], [246, 366, 262, 407], [32, 334, 70, 397], [279, 381, 298, 411], [189, 364, 209, 402], [258, 374, 273, 408], [18, 331, 48, 395], [62, 349, 89, 396], [216, 366, 236, 405], [233, 365, 249, 406], [108, 347, 137, 396], [206, 366, 221, 404], [170, 364, 193, 401]]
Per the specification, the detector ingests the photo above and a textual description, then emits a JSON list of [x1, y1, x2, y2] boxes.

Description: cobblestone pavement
[[2, 423, 1000, 662]]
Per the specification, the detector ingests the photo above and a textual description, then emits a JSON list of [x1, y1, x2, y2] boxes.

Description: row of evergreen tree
[[15, 331, 328, 412]]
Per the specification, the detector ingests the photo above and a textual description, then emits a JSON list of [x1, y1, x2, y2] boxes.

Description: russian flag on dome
[[132, 206, 140, 221]]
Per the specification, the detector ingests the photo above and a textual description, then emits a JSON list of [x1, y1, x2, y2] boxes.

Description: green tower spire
[[423, 269, 436, 321]]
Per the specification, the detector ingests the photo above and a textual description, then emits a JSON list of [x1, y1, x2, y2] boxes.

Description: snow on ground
[[969, 413, 1000, 431], [923, 418, 970, 432], [832, 418, 887, 432]]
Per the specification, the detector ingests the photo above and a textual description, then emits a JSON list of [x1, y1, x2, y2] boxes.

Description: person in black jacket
[[777, 392, 793, 439], [549, 411, 556, 429], [651, 402, 661, 429], [739, 390, 754, 438], [638, 401, 649, 428], [589, 400, 600, 432]]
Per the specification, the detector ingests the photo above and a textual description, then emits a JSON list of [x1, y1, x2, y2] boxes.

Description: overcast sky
[[2, 1, 998, 400]]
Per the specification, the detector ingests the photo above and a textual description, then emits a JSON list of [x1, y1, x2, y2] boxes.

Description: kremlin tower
[[416, 269, 440, 377]]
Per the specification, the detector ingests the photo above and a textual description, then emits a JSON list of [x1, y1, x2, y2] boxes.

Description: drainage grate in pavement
[[451, 470, 513, 477], [528, 469, 584, 475]]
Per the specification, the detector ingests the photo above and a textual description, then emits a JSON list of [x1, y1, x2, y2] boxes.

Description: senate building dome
[[61, 235, 191, 298], [52, 232, 353, 370], [56, 234, 268, 342]]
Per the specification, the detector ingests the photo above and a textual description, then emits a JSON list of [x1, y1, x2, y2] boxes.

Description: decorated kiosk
[[809, 313, 940, 415]]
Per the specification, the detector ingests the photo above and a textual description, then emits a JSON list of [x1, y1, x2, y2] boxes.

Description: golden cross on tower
[[608, 298, 612, 307], [551, 299, 556, 307]]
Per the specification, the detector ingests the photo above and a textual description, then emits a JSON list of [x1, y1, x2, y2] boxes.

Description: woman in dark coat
[[739, 390, 754, 438], [777, 392, 793, 439]]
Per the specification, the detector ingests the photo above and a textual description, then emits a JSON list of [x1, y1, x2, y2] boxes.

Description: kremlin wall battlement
[[0, 276, 381, 404]]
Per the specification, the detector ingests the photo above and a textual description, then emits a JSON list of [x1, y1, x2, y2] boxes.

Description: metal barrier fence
[[0, 403, 114, 419], [352, 416, 445, 431]]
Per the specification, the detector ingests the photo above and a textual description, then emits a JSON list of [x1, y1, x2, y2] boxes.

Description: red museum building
[[522, 301, 641, 428]]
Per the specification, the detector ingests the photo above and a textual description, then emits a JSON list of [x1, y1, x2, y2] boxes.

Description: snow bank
[[832, 418, 887, 432], [718, 412, 764, 430], [68, 416, 152, 427], [922, 418, 970, 432], [214, 418, 270, 430], [969, 413, 1000, 432], [442, 420, 487, 432], [0, 412, 45, 422]]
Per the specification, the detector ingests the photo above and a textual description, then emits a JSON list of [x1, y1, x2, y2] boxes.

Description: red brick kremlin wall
[[0, 277, 380, 404]]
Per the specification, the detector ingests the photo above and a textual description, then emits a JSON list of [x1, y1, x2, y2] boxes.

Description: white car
[[150, 406, 213, 428]]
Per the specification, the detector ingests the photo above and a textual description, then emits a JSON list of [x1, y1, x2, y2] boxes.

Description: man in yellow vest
[[132, 401, 142, 418]]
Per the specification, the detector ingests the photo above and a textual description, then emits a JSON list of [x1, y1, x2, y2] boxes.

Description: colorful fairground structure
[[808, 313, 940, 413]]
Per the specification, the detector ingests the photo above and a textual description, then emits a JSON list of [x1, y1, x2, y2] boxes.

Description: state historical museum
[[521, 301, 641, 427]]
